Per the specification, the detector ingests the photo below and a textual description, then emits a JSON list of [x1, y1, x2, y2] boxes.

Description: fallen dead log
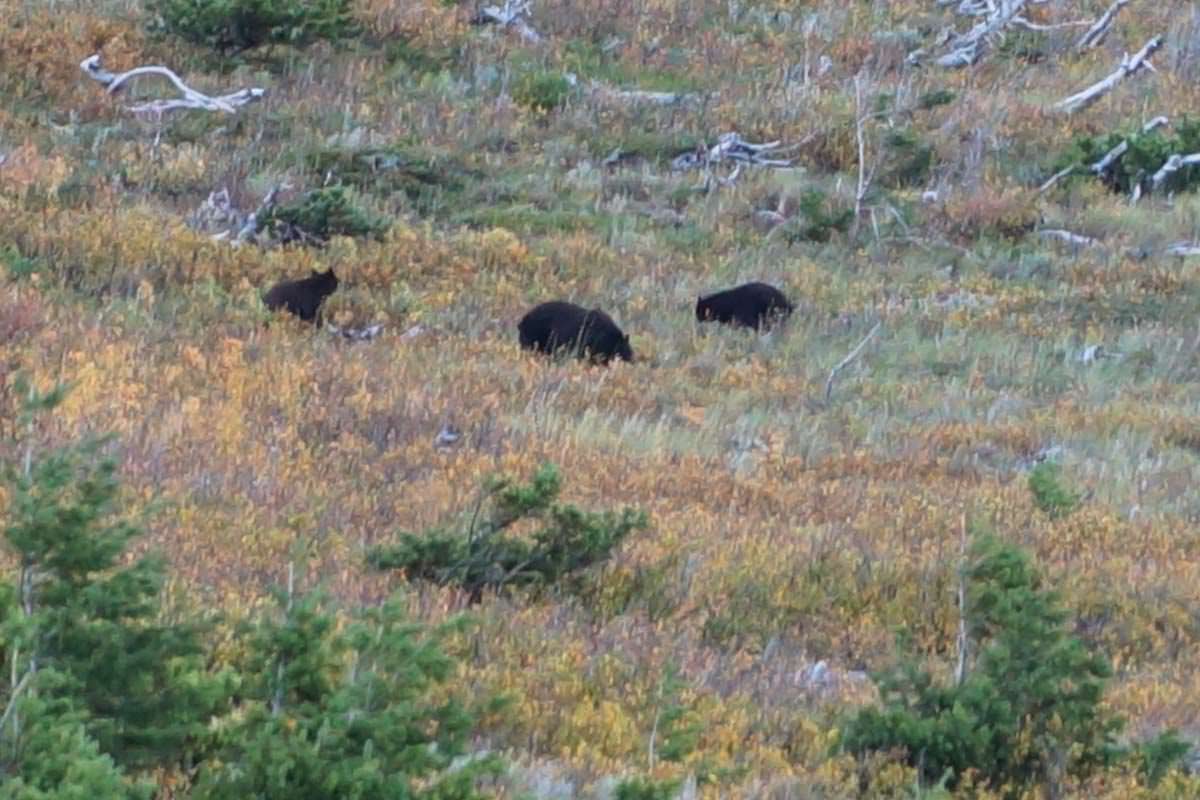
[[1054, 35, 1162, 114], [1039, 115, 1169, 193], [1164, 241, 1200, 257], [471, 0, 542, 44], [920, 0, 1028, 68], [589, 84, 701, 106], [328, 323, 385, 341], [670, 132, 799, 193], [1076, 0, 1129, 50], [190, 184, 290, 246], [671, 133, 798, 172], [80, 54, 265, 115], [1092, 116, 1169, 175], [1150, 152, 1200, 192], [1037, 229, 1099, 247]]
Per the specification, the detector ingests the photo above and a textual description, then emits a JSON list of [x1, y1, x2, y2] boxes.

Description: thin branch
[[824, 321, 882, 402], [1054, 36, 1163, 114], [1038, 164, 1076, 193], [954, 513, 969, 686], [271, 562, 295, 716], [80, 54, 266, 115], [0, 667, 34, 739], [1010, 15, 1091, 32], [853, 74, 871, 227]]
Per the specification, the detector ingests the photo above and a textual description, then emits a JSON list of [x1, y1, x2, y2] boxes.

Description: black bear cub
[[263, 268, 339, 322], [518, 301, 634, 364], [695, 281, 793, 330]]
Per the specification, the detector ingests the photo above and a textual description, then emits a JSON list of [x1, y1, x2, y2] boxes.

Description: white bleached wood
[[80, 54, 265, 115], [1054, 36, 1162, 114]]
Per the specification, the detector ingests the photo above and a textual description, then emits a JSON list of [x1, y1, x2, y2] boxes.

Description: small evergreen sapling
[[149, 0, 358, 54], [368, 463, 648, 602], [614, 661, 706, 800], [1, 378, 227, 784], [0, 666, 153, 800], [194, 566, 499, 800], [840, 532, 1122, 796], [1, 381, 226, 770], [1027, 461, 1080, 519]]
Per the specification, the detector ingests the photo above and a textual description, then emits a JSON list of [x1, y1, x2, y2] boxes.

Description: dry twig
[[824, 321, 882, 402]]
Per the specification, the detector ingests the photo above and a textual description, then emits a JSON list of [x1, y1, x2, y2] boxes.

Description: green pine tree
[[840, 531, 1123, 797], [194, 566, 500, 799], [1, 377, 228, 773], [0, 666, 153, 800]]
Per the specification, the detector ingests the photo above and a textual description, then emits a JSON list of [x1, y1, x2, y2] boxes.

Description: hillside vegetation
[[2, 0, 1200, 796]]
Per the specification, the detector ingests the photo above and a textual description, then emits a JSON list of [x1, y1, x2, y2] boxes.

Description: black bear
[[695, 281, 793, 330], [518, 301, 634, 364], [262, 268, 339, 322]]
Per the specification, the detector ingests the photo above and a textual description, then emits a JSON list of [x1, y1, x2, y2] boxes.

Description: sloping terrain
[[2, 0, 1200, 795]]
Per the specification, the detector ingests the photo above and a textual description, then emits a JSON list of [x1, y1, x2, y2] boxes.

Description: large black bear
[[695, 281, 793, 330], [518, 301, 634, 364], [263, 268, 339, 322]]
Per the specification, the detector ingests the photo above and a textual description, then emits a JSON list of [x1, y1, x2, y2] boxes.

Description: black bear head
[[310, 268, 339, 293], [616, 333, 634, 362]]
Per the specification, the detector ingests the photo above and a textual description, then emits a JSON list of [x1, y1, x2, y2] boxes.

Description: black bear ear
[[311, 269, 321, 277]]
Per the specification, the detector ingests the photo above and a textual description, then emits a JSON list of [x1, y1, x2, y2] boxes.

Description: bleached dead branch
[[671, 132, 798, 172], [191, 184, 289, 246], [80, 54, 265, 116], [918, 0, 1028, 68], [1037, 229, 1098, 247], [1054, 36, 1163, 114], [1038, 165, 1077, 193], [327, 323, 385, 341], [852, 74, 878, 229], [954, 515, 968, 686], [1092, 116, 1169, 175], [1076, 0, 1129, 50], [918, 0, 1132, 68], [1164, 241, 1200, 257], [473, 0, 542, 44], [589, 84, 700, 106], [824, 321, 881, 402], [1039, 116, 1169, 193], [1150, 153, 1200, 192], [671, 132, 798, 192]]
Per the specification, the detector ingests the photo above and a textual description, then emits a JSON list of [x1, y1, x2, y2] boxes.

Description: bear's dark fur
[[518, 301, 634, 364], [263, 268, 339, 322], [695, 281, 793, 330]]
